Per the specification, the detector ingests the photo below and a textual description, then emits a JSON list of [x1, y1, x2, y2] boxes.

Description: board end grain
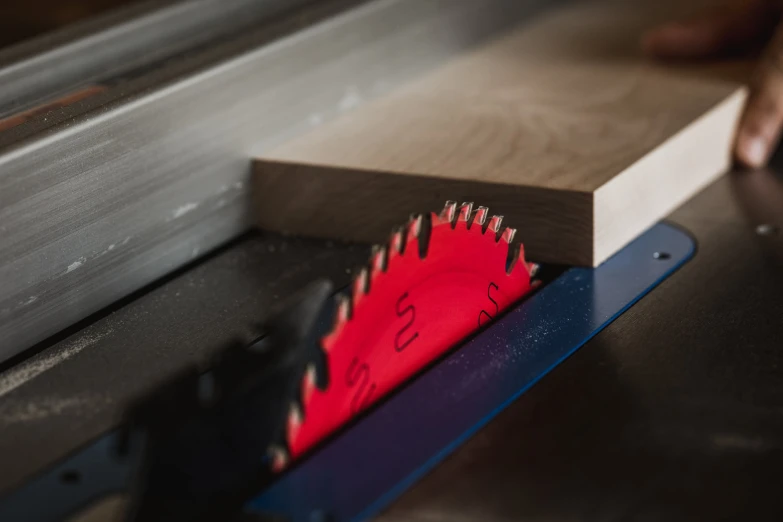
[[593, 87, 746, 265]]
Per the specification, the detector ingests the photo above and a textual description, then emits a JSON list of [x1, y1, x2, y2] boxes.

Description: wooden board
[[252, 0, 746, 266]]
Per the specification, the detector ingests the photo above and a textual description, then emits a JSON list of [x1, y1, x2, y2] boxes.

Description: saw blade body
[[286, 202, 536, 458]]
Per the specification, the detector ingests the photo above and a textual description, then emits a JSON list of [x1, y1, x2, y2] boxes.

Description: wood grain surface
[[253, 0, 746, 265]]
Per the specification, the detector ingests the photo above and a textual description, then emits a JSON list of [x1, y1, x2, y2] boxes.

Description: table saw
[[1, 1, 783, 521]]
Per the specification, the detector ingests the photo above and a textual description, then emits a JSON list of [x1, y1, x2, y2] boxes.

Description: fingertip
[[735, 131, 770, 168], [735, 68, 783, 168]]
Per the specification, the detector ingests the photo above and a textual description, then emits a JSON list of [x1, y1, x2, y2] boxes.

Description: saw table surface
[[2, 157, 783, 521]]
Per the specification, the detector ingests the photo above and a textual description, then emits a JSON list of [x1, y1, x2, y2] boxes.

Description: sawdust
[[0, 329, 113, 398], [170, 202, 199, 220], [65, 257, 86, 274], [0, 393, 110, 424]]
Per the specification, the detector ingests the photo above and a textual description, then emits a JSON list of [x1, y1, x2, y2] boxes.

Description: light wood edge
[[593, 87, 747, 266], [252, 161, 595, 265]]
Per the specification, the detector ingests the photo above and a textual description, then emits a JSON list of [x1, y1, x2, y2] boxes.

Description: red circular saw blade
[[285, 202, 537, 460]]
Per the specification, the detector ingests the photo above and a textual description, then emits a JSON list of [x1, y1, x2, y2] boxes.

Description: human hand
[[643, 0, 783, 168]]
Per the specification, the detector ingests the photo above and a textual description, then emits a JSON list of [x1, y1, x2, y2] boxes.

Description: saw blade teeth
[[505, 241, 521, 275], [390, 226, 406, 255], [500, 227, 517, 245], [302, 363, 317, 403], [511, 244, 538, 279], [371, 245, 388, 273], [353, 267, 370, 299], [268, 445, 290, 473], [286, 400, 304, 446], [473, 206, 489, 229], [487, 215, 504, 236], [439, 201, 458, 224], [458, 202, 474, 226], [335, 294, 352, 326], [416, 213, 434, 259], [528, 262, 540, 278], [409, 213, 424, 238], [288, 402, 303, 428]]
